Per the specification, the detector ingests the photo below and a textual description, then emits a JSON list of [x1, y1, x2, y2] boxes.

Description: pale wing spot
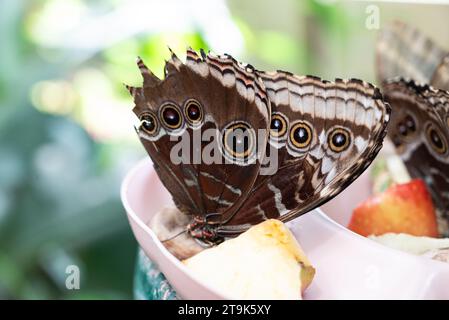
[[209, 67, 223, 81], [354, 136, 368, 153], [205, 194, 234, 207], [335, 98, 346, 120], [236, 81, 246, 99], [187, 61, 209, 77], [429, 167, 449, 184], [321, 156, 334, 175], [222, 73, 235, 88], [315, 98, 326, 119], [364, 108, 374, 128], [267, 183, 287, 215], [302, 86, 315, 115], [184, 178, 197, 187], [324, 166, 337, 185], [354, 108, 365, 126], [200, 171, 242, 196], [255, 205, 268, 220]]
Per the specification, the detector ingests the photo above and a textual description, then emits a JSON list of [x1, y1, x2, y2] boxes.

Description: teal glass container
[[133, 249, 179, 300]]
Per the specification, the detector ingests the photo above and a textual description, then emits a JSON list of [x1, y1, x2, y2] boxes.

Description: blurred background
[[0, 0, 448, 299]]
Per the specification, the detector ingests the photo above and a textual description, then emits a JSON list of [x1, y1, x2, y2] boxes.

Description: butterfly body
[[128, 49, 390, 245]]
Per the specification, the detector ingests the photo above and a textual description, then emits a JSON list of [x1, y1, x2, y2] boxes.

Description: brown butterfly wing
[[376, 21, 446, 86], [431, 55, 449, 91], [220, 73, 390, 233], [383, 79, 449, 233], [128, 50, 270, 224]]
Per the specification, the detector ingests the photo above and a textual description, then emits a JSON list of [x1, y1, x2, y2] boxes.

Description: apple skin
[[348, 179, 439, 238]]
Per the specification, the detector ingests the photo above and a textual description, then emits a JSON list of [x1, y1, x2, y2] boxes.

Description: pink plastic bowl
[[121, 158, 449, 299]]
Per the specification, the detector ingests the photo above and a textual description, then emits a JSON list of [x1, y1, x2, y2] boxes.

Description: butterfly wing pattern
[[223, 72, 390, 233], [383, 79, 449, 233], [377, 21, 449, 235], [376, 21, 448, 88], [128, 49, 390, 243]]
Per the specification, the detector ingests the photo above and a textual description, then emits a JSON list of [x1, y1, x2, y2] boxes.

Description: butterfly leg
[[187, 215, 224, 245]]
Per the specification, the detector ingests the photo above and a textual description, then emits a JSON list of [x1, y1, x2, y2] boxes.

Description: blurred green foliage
[[0, 0, 219, 300], [0, 1, 138, 299]]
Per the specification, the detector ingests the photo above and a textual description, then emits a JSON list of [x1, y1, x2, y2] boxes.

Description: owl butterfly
[[377, 21, 449, 234], [127, 49, 390, 245], [376, 21, 449, 91]]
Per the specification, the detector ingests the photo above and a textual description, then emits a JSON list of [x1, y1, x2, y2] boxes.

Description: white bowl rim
[[121, 158, 235, 298], [121, 158, 449, 297]]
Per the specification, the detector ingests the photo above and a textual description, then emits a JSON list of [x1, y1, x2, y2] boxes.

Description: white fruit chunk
[[183, 219, 315, 300], [369, 233, 449, 263]]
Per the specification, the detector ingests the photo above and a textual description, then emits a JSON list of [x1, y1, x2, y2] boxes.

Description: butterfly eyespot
[[397, 114, 417, 137], [289, 122, 312, 149], [404, 115, 416, 133], [398, 122, 408, 136], [139, 112, 158, 136], [222, 121, 256, 161], [426, 123, 447, 155], [328, 127, 351, 153], [270, 113, 288, 138], [160, 103, 183, 130], [184, 99, 203, 126]]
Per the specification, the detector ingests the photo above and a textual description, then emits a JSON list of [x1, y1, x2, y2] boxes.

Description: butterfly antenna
[[160, 229, 188, 243]]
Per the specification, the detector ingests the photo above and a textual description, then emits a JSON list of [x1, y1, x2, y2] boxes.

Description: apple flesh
[[183, 219, 315, 300]]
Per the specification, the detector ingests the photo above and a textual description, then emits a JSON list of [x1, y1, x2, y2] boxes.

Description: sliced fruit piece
[[369, 233, 449, 255], [348, 179, 438, 237], [369, 233, 449, 263], [423, 248, 449, 263], [183, 219, 315, 300]]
